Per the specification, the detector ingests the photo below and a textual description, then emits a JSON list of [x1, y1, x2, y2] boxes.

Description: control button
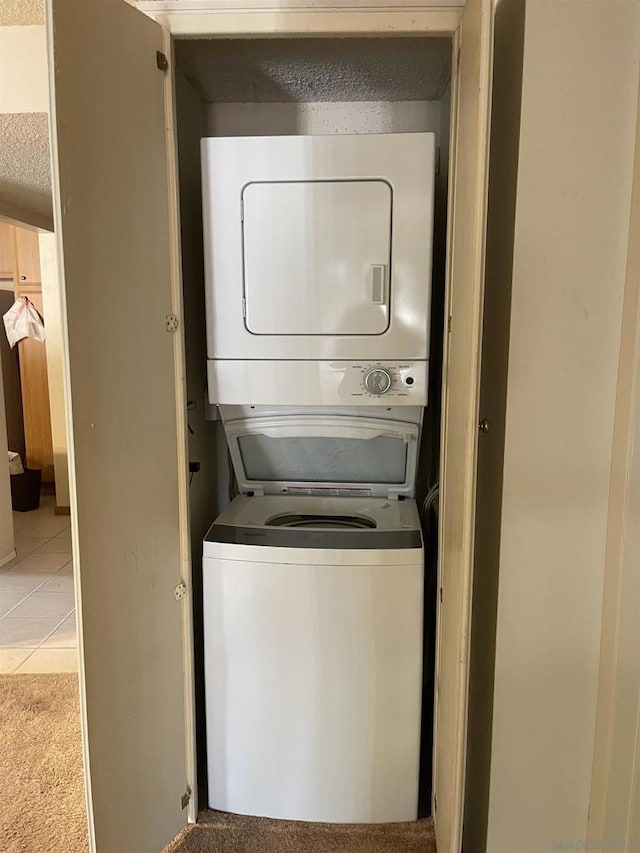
[[405, 376, 414, 386], [364, 367, 392, 395]]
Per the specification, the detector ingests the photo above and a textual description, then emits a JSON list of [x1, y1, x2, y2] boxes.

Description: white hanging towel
[[3, 295, 46, 348], [8, 451, 24, 476]]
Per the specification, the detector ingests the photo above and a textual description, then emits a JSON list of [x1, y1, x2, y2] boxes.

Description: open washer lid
[[222, 410, 421, 499]]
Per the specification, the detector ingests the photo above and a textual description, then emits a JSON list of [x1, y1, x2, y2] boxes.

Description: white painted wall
[[485, 2, 640, 851], [0, 22, 52, 229], [39, 231, 70, 508], [0, 20, 43, 551], [206, 100, 443, 139], [0, 25, 48, 113]]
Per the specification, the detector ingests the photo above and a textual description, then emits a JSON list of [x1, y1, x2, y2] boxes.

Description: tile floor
[[0, 494, 77, 674]]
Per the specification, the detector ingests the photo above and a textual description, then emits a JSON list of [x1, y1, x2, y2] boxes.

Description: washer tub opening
[[265, 514, 377, 530]]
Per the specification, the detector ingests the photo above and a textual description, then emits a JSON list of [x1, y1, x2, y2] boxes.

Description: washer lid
[[223, 413, 420, 499]]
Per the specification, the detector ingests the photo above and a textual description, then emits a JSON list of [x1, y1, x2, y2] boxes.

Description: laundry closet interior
[[172, 33, 453, 818], [48, 1, 493, 849]]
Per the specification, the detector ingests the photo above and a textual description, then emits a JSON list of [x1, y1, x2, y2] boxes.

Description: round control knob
[[364, 367, 392, 395]]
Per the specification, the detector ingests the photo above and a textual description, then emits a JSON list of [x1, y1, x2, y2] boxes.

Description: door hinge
[[435, 147, 441, 176], [447, 315, 452, 333], [156, 50, 169, 72], [242, 297, 247, 319], [440, 587, 443, 604], [174, 581, 187, 601], [166, 314, 179, 333], [181, 786, 192, 810]]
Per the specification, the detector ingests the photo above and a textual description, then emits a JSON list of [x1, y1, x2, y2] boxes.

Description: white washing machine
[[203, 406, 425, 824]]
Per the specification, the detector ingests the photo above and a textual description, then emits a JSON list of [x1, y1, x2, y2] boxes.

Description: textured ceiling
[[0, 113, 52, 224], [0, 0, 44, 26], [0, 33, 449, 229], [176, 37, 452, 103]]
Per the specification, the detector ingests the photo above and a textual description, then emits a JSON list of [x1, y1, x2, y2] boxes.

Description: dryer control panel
[[208, 360, 428, 406], [338, 362, 428, 401]]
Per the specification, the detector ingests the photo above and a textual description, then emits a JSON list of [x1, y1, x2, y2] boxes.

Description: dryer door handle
[[370, 264, 387, 305]]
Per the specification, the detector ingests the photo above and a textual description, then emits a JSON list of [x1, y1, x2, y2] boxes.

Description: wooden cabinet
[[13, 227, 42, 285], [7, 226, 55, 482], [0, 222, 15, 279], [0, 222, 55, 482], [13, 286, 54, 481]]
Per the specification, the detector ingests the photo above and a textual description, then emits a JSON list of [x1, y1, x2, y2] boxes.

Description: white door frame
[[143, 0, 464, 39], [587, 71, 640, 850]]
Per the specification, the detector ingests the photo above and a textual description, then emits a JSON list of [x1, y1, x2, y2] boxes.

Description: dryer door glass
[[242, 180, 392, 336]]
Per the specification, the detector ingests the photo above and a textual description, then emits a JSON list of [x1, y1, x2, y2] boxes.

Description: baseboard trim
[[54, 506, 71, 516], [0, 550, 17, 568]]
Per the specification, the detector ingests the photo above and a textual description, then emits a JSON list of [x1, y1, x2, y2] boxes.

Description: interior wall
[[0, 19, 52, 230], [206, 100, 442, 137], [485, 2, 640, 851], [0, 359, 15, 566], [176, 36, 451, 105], [38, 231, 69, 508], [0, 24, 48, 113], [175, 67, 219, 809]]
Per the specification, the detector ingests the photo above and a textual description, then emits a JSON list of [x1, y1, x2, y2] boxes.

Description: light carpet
[[0, 673, 88, 853], [165, 810, 436, 853]]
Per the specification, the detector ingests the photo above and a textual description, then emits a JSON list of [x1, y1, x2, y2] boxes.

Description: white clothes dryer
[[201, 132, 435, 367]]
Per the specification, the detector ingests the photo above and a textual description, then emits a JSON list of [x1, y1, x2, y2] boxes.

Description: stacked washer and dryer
[[201, 132, 436, 824]]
